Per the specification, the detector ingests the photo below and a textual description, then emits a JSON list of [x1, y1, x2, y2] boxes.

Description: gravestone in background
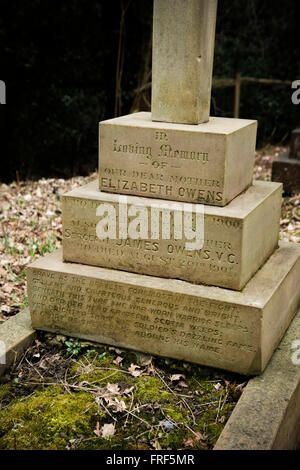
[[272, 128, 300, 195], [0, 81, 6, 105]]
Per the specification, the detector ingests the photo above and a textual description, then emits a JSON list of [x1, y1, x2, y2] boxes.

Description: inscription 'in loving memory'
[[112, 129, 209, 163], [105, 130, 221, 202]]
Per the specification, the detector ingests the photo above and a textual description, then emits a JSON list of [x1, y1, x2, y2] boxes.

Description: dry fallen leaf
[[106, 383, 120, 395], [101, 423, 116, 438], [170, 373, 185, 382], [114, 399, 127, 412], [183, 431, 207, 448], [104, 397, 116, 408], [128, 363, 142, 377], [178, 380, 188, 388], [1, 305, 10, 313], [136, 353, 152, 366], [183, 437, 194, 447], [213, 382, 222, 391], [194, 431, 207, 441], [113, 356, 123, 365], [94, 421, 101, 437], [1, 284, 12, 293], [0, 267, 7, 276], [123, 386, 135, 395]]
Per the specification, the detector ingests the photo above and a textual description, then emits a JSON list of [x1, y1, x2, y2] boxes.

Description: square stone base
[[62, 180, 282, 291], [272, 151, 300, 195], [99, 112, 257, 206], [27, 242, 300, 375]]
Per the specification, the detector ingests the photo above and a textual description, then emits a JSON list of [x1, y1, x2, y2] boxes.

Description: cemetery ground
[[0, 145, 299, 450]]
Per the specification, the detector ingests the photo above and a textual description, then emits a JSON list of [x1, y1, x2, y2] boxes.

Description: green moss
[[160, 428, 189, 449], [163, 408, 184, 422], [69, 354, 126, 386], [0, 344, 241, 450], [134, 376, 170, 403], [0, 384, 11, 400], [0, 386, 100, 450]]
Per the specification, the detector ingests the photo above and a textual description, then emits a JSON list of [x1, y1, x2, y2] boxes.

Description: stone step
[[0, 309, 36, 377], [98, 111, 257, 206], [214, 305, 300, 450], [27, 242, 300, 375], [62, 179, 282, 291]]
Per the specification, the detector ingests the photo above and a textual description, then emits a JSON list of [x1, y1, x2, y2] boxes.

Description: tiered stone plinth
[[62, 180, 281, 290], [27, 243, 300, 375], [26, 0, 300, 377]]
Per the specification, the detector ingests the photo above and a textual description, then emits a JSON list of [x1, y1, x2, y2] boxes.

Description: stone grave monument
[[27, 0, 300, 375], [272, 127, 300, 195]]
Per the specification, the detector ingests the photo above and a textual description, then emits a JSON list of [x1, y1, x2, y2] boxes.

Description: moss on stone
[[163, 408, 185, 422], [0, 386, 100, 450], [0, 341, 242, 450], [0, 383, 11, 400], [69, 353, 126, 386], [134, 376, 170, 403]]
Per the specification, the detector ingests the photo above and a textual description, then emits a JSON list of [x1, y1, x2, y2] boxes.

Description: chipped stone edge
[[214, 306, 300, 450], [0, 309, 36, 377]]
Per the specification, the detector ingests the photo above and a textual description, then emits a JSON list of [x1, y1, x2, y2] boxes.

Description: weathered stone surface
[[272, 151, 300, 195], [27, 243, 300, 375], [62, 179, 281, 291], [214, 306, 300, 450], [151, 0, 218, 125], [0, 309, 36, 377], [99, 112, 257, 206]]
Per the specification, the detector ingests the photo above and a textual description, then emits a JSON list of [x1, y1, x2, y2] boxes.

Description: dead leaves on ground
[[253, 145, 300, 243], [0, 174, 96, 320], [94, 382, 133, 412], [280, 194, 300, 243], [7, 337, 248, 450], [128, 362, 155, 377], [112, 356, 123, 366], [253, 145, 286, 181], [94, 422, 116, 439], [183, 431, 208, 448], [128, 363, 142, 377], [170, 373, 188, 388]]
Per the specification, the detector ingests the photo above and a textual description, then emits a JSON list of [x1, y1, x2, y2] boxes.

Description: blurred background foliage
[[0, 0, 299, 182]]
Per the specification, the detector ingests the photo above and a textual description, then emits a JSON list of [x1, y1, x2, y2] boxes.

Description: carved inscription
[[29, 269, 257, 359], [100, 127, 225, 204], [63, 196, 242, 287]]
